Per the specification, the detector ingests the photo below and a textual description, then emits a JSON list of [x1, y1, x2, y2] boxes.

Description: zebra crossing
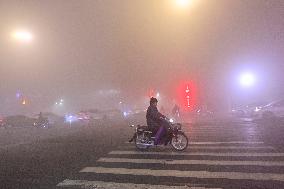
[[57, 124, 284, 189], [57, 180, 222, 189]]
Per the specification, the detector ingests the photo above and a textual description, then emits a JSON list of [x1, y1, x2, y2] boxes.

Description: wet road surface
[[1, 118, 284, 189]]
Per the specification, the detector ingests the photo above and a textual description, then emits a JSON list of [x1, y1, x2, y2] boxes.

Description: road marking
[[119, 145, 274, 150], [57, 179, 222, 189], [183, 131, 252, 135], [188, 141, 264, 145], [188, 146, 274, 150], [186, 128, 257, 131], [184, 132, 249, 135], [109, 150, 284, 157], [184, 129, 244, 131], [80, 167, 284, 182], [98, 157, 284, 167], [182, 127, 241, 129], [125, 141, 264, 145]]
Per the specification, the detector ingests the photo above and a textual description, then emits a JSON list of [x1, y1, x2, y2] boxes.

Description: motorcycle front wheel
[[171, 132, 188, 151]]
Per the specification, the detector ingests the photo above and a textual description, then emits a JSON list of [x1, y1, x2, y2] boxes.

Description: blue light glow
[[65, 114, 78, 123]]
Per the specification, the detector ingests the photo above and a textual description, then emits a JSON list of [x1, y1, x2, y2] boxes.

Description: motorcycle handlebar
[[161, 117, 174, 123]]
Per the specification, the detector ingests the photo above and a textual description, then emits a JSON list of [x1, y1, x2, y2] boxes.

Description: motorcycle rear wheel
[[134, 134, 150, 151]]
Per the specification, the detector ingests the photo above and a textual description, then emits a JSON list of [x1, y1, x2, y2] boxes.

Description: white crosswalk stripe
[[188, 141, 264, 145], [124, 141, 264, 145], [98, 157, 284, 166], [109, 150, 284, 157], [118, 145, 274, 150], [57, 180, 222, 189], [80, 167, 284, 182], [170, 145, 274, 150]]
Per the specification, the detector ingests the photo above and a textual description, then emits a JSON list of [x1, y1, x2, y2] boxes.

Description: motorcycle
[[129, 118, 189, 151], [34, 118, 50, 128]]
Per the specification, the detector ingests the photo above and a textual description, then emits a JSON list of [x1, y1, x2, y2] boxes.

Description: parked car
[[254, 99, 284, 119], [76, 109, 105, 126], [231, 102, 265, 118], [196, 106, 213, 117], [2, 115, 36, 127], [41, 112, 64, 126]]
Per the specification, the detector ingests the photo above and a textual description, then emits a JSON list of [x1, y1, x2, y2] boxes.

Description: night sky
[[0, 0, 284, 115]]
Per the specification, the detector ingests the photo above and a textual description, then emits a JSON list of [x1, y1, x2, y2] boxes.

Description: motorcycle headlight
[[174, 123, 182, 130]]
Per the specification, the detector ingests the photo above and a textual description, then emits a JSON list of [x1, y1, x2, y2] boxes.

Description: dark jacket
[[146, 105, 164, 128]]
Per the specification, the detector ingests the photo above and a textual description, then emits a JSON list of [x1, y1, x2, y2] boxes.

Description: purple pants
[[154, 126, 166, 145]]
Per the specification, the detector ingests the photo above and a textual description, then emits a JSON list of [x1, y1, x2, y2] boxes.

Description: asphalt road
[[1, 117, 284, 189]]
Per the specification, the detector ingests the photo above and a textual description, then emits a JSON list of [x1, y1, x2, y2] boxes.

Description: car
[[196, 106, 213, 117], [30, 112, 64, 127], [42, 112, 64, 126], [2, 115, 36, 127], [76, 109, 107, 126], [231, 102, 265, 118], [254, 99, 284, 119], [77, 109, 104, 121], [0, 116, 5, 127]]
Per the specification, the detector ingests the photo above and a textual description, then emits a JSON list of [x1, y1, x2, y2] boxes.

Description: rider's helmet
[[150, 97, 158, 105]]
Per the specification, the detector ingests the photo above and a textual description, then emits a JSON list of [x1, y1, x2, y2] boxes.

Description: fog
[[0, 0, 284, 115]]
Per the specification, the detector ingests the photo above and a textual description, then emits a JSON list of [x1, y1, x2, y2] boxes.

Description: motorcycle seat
[[137, 125, 152, 131]]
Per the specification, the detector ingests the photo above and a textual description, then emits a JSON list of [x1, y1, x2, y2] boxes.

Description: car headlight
[[254, 107, 261, 112]]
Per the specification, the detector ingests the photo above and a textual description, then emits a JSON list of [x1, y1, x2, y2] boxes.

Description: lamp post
[[175, 0, 192, 8], [239, 72, 256, 88], [228, 71, 257, 112], [11, 30, 33, 43]]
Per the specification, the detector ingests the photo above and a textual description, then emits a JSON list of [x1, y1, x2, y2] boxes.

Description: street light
[[239, 72, 256, 87], [22, 99, 26, 105], [55, 98, 64, 105], [11, 30, 33, 43], [175, 0, 192, 7], [170, 0, 197, 14]]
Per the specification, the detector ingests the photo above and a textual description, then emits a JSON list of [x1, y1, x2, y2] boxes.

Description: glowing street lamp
[[175, 0, 191, 7], [55, 99, 64, 106], [22, 99, 26, 105], [11, 30, 33, 43], [170, 0, 199, 15], [16, 92, 22, 99], [239, 72, 256, 87]]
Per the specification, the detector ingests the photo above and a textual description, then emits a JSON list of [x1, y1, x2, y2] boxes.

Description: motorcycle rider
[[38, 112, 44, 124], [146, 97, 169, 145], [37, 112, 48, 127], [128, 97, 169, 144], [172, 104, 180, 117]]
